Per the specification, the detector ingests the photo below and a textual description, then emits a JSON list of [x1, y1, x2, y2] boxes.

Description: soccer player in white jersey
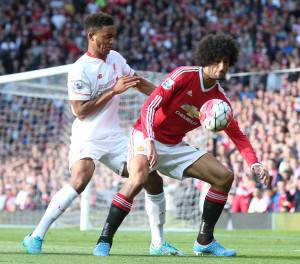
[[95, 34, 270, 257], [23, 12, 184, 256]]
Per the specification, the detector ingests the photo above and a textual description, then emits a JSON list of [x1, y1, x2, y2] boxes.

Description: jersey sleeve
[[140, 68, 185, 140], [224, 115, 259, 166], [111, 50, 135, 77], [218, 86, 259, 166], [122, 58, 135, 76], [68, 64, 91, 101]]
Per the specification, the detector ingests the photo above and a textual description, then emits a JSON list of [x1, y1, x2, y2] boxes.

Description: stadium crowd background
[[1, 0, 300, 215]]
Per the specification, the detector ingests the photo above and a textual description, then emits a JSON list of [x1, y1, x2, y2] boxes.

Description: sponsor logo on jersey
[[175, 110, 198, 125], [180, 104, 199, 118], [161, 78, 174, 90]]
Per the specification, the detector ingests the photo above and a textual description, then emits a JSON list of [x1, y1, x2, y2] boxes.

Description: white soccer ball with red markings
[[199, 99, 233, 132]]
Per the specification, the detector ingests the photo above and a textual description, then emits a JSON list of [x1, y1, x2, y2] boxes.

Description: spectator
[[248, 187, 268, 213], [293, 176, 300, 212], [231, 175, 255, 213]]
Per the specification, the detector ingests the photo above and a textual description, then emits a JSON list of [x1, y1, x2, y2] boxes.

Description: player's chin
[[103, 50, 110, 56], [106, 46, 113, 53], [101, 47, 111, 56], [216, 73, 226, 80]]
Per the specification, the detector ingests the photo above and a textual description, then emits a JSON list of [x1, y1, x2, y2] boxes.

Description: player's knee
[[220, 170, 234, 190], [130, 176, 148, 190], [212, 169, 234, 192], [69, 172, 90, 194], [129, 169, 149, 190], [226, 170, 234, 185], [144, 172, 163, 194], [70, 179, 87, 194]]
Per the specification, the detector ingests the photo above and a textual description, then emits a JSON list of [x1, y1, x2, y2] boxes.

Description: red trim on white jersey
[[71, 91, 91, 96], [85, 51, 106, 61]]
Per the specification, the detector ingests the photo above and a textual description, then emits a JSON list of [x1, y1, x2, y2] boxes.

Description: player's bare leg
[[93, 156, 148, 256], [23, 158, 94, 254], [94, 156, 185, 256], [184, 153, 236, 256], [69, 158, 95, 193]]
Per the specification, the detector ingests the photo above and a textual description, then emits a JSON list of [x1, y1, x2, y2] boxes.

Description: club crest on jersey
[[97, 73, 103, 79], [162, 78, 174, 90], [136, 145, 145, 152]]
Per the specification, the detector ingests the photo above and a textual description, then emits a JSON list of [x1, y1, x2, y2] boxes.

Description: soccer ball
[[199, 99, 233, 132]]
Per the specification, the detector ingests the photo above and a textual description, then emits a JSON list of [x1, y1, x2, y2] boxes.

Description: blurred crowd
[[1, 0, 300, 215], [217, 72, 300, 213], [1, 0, 300, 74]]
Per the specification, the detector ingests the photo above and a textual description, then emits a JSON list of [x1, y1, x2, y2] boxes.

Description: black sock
[[97, 193, 132, 245], [197, 188, 227, 245]]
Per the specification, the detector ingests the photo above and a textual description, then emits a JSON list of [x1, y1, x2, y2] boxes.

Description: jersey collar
[[85, 51, 107, 62], [199, 67, 219, 92]]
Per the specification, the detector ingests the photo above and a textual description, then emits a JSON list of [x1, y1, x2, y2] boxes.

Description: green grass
[[0, 228, 300, 263]]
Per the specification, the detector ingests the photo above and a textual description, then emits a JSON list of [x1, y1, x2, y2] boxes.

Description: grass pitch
[[0, 228, 300, 263]]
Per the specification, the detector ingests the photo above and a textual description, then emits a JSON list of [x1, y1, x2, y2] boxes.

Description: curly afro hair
[[195, 34, 239, 67]]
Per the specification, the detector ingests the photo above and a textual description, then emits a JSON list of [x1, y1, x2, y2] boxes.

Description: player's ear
[[87, 32, 95, 41]]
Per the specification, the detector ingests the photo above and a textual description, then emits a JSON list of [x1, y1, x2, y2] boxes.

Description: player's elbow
[[72, 101, 89, 120], [74, 109, 87, 120], [76, 114, 86, 120]]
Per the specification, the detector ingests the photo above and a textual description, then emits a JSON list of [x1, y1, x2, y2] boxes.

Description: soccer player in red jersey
[[96, 34, 269, 257]]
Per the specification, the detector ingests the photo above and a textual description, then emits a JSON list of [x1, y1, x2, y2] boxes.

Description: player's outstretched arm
[[224, 119, 270, 186], [72, 76, 140, 120], [134, 75, 156, 96]]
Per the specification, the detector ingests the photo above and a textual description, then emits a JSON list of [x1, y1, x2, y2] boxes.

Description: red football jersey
[[134, 66, 259, 166]]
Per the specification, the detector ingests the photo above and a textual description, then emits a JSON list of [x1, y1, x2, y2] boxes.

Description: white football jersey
[[68, 50, 135, 144]]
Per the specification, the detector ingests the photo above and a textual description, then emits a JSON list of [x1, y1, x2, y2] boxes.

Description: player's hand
[[146, 139, 158, 168], [112, 76, 140, 94], [251, 163, 270, 186]]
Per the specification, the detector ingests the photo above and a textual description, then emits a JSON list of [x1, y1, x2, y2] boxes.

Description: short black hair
[[195, 34, 239, 67], [84, 12, 114, 33]]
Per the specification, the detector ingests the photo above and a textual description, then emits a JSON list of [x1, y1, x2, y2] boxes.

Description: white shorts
[[69, 134, 128, 175], [128, 129, 207, 180]]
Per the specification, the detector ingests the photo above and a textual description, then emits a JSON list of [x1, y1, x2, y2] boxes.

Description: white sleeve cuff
[[251, 163, 262, 170]]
